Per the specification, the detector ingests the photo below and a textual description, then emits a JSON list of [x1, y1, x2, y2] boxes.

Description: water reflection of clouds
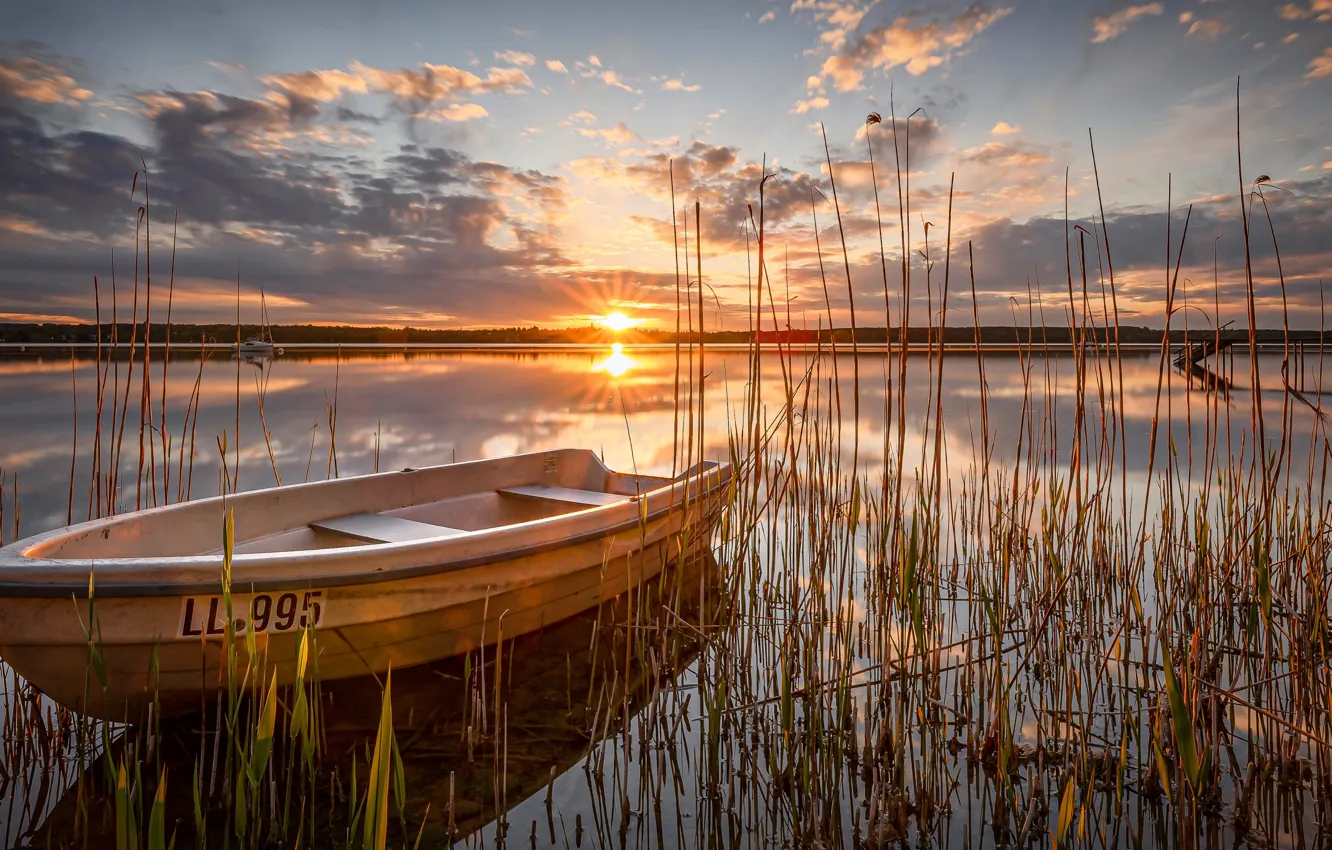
[[0, 359, 95, 378], [2, 348, 1328, 536], [0, 445, 68, 471]]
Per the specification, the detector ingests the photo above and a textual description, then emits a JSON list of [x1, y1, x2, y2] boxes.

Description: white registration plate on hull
[[178, 590, 325, 639]]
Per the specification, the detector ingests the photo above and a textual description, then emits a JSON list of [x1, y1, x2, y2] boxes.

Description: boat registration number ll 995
[[178, 591, 325, 638]]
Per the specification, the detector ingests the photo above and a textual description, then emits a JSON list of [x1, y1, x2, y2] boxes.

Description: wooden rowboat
[[0, 449, 730, 720], [29, 555, 721, 847]]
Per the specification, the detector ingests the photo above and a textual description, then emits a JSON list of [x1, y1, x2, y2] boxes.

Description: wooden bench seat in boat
[[497, 485, 630, 507], [310, 513, 468, 545]]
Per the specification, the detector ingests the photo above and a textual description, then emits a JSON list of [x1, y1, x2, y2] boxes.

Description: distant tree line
[[0, 321, 1317, 346]]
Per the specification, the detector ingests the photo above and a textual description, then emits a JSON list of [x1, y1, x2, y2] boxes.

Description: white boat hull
[[0, 450, 729, 719]]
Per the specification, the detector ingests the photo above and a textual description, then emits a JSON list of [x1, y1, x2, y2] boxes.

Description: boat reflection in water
[[31, 553, 723, 848]]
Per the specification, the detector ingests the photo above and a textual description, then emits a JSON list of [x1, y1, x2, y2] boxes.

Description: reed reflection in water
[[0, 345, 1324, 538], [1, 343, 1330, 848]]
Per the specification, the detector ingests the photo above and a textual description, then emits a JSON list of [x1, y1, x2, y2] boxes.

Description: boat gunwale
[[0, 461, 731, 598]]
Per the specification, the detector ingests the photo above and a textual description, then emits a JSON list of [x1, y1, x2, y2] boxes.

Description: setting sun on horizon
[[601, 312, 638, 333]]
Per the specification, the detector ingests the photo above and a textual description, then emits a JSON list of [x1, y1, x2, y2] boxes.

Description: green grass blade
[[1161, 640, 1204, 792], [248, 668, 279, 787], [148, 766, 167, 850]]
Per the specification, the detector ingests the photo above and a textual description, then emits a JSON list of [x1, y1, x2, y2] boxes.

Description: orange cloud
[[423, 103, 489, 122], [578, 121, 637, 147], [494, 50, 536, 67], [790, 96, 829, 114], [661, 77, 701, 92], [792, 0, 871, 53], [261, 69, 368, 101], [1309, 48, 1332, 79], [1090, 3, 1162, 43], [991, 121, 1020, 135], [1278, 0, 1332, 21], [350, 61, 530, 102], [562, 109, 597, 125], [0, 216, 46, 236], [0, 311, 88, 323], [163, 282, 312, 311], [0, 57, 92, 104], [1186, 19, 1228, 40], [573, 57, 640, 94], [811, 5, 1012, 91], [960, 142, 1052, 168]]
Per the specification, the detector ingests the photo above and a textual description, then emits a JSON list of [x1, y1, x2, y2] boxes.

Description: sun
[[601, 311, 636, 332]]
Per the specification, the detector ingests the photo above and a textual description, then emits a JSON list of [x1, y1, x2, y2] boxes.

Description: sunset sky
[[2, 0, 1330, 330]]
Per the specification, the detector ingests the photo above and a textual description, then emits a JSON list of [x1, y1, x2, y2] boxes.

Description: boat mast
[[259, 286, 271, 344]]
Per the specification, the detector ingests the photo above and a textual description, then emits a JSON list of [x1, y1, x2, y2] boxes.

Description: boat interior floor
[[233, 484, 635, 555]]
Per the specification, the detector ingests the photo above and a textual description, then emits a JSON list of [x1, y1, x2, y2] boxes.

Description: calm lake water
[[2, 344, 1325, 535], [0, 344, 1328, 847]]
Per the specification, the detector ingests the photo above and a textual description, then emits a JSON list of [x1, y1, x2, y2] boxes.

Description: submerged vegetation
[[1, 91, 1330, 849]]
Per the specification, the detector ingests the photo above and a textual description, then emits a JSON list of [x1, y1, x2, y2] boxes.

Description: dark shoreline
[[1, 320, 1324, 347]]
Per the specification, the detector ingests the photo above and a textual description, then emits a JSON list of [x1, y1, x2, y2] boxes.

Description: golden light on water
[[593, 342, 636, 377]]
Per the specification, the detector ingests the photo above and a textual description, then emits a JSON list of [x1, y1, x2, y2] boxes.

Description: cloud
[[578, 61, 641, 94], [0, 108, 147, 239], [0, 79, 584, 327], [598, 72, 636, 94], [0, 56, 93, 104], [206, 61, 246, 75], [791, 0, 873, 53], [257, 60, 530, 124], [335, 106, 383, 124], [790, 96, 830, 114], [1309, 48, 1332, 79], [810, 4, 1013, 91], [1278, 0, 1332, 21], [990, 120, 1019, 135], [570, 140, 817, 248], [1185, 19, 1228, 40], [494, 50, 536, 67], [959, 177, 1332, 327], [851, 114, 944, 153], [136, 89, 323, 153], [1178, 11, 1194, 23], [545, 59, 569, 73], [578, 121, 637, 147], [422, 103, 489, 121], [563, 109, 597, 125], [1090, 3, 1163, 43], [352, 61, 530, 103], [1284, 33, 1300, 43], [959, 141, 1051, 168], [758, 10, 776, 23], [262, 69, 368, 102], [661, 77, 701, 92]]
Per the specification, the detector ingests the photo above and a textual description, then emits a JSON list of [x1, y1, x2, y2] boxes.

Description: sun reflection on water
[[593, 342, 636, 377]]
